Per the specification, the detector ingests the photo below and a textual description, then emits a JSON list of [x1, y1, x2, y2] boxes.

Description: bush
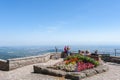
[[53, 54, 100, 72], [64, 54, 99, 67]]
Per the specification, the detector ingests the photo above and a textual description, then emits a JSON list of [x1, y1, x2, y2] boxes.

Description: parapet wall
[[0, 59, 9, 71], [108, 56, 120, 63], [0, 53, 57, 71], [1, 53, 119, 71], [8, 53, 52, 70], [101, 54, 120, 63]]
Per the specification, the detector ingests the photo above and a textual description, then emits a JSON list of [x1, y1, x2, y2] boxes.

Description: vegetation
[[54, 54, 99, 72], [64, 54, 99, 67]]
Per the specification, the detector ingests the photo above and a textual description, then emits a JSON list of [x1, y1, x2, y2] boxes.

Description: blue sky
[[0, 0, 120, 46]]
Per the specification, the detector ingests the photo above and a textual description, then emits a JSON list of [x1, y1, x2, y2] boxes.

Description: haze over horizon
[[0, 0, 120, 46]]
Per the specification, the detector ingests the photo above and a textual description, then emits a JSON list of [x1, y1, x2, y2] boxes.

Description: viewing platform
[[0, 52, 120, 80]]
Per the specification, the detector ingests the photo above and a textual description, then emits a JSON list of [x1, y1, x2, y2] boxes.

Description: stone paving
[[82, 62, 120, 80], [0, 59, 120, 80]]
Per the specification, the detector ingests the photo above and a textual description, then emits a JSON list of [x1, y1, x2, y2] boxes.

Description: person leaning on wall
[[85, 50, 91, 56]]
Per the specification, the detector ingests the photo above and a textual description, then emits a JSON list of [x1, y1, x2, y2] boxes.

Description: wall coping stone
[[0, 59, 7, 62]]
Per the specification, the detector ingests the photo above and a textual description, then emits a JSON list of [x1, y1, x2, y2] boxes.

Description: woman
[[63, 46, 71, 56]]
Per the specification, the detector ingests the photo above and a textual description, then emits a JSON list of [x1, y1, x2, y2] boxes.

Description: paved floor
[[82, 62, 120, 80], [0, 59, 120, 80], [0, 59, 65, 80]]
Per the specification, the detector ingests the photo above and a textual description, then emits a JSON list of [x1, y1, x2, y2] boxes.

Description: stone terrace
[[0, 53, 120, 80], [0, 60, 120, 80]]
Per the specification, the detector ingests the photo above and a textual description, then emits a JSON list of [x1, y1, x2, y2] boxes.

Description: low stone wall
[[100, 54, 120, 63], [0, 53, 56, 71], [100, 54, 110, 62], [108, 56, 120, 63], [8, 53, 52, 70], [50, 52, 61, 59], [0, 59, 9, 71], [34, 65, 109, 80]]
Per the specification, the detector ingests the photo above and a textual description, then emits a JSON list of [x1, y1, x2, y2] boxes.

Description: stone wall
[[101, 54, 120, 63], [0, 53, 119, 71], [100, 54, 110, 62], [8, 53, 52, 70], [0, 59, 9, 71], [0, 53, 56, 71], [50, 52, 61, 59], [108, 56, 120, 63]]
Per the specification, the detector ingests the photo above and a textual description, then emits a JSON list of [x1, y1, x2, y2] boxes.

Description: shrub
[[64, 54, 99, 67], [53, 54, 100, 72]]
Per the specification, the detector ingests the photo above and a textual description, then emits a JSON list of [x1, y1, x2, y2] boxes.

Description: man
[[66, 46, 71, 56]]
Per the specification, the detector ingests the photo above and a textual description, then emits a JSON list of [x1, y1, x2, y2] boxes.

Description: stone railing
[[0, 53, 55, 71]]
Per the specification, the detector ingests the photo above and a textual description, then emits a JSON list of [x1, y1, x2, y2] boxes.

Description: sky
[[0, 0, 120, 46]]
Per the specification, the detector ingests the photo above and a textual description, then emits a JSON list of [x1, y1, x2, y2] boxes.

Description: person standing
[[55, 46, 58, 59], [66, 46, 71, 56], [64, 46, 67, 53], [55, 46, 58, 54]]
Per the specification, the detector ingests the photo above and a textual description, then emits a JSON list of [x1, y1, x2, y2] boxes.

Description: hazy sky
[[0, 0, 120, 46]]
